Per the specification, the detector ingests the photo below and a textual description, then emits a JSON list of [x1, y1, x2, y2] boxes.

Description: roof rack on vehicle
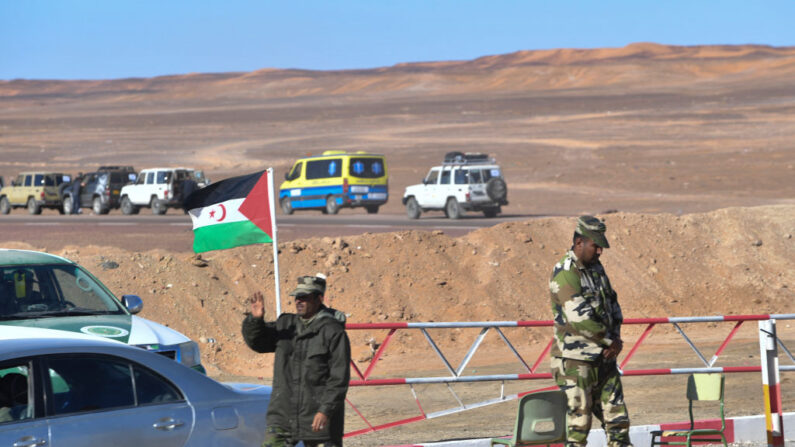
[[97, 166, 136, 172], [442, 151, 495, 165]]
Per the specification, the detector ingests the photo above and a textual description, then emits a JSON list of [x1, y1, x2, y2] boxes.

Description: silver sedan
[[0, 329, 270, 447]]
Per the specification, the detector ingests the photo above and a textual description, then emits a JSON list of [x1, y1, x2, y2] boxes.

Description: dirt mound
[[9, 206, 792, 377]]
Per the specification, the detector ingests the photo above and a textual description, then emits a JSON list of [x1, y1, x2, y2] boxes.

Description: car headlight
[[177, 341, 201, 367]]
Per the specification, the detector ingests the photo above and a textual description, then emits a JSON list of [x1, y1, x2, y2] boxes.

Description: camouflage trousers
[[262, 425, 342, 447], [551, 357, 632, 447]]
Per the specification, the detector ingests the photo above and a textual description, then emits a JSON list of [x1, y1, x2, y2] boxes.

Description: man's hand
[[311, 412, 329, 432], [603, 338, 623, 360], [249, 291, 265, 319]]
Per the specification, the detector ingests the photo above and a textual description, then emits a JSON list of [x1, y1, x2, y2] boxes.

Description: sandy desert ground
[[1, 43, 795, 445]]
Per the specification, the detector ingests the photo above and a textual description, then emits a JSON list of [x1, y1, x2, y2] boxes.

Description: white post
[[266, 167, 281, 316], [758, 319, 784, 447]]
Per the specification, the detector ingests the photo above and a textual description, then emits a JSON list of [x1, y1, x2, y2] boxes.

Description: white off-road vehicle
[[119, 168, 208, 215], [402, 152, 508, 219]]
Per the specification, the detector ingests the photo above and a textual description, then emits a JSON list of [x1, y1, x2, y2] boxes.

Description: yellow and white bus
[[279, 151, 388, 215]]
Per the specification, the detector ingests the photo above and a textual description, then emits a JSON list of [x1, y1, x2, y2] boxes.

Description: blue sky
[[2, 1, 793, 80]]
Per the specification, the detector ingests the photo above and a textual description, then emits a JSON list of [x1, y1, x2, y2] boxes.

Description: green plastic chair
[[650, 373, 727, 447], [492, 389, 567, 447]]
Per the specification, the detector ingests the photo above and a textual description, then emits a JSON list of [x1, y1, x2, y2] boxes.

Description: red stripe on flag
[[239, 171, 273, 237]]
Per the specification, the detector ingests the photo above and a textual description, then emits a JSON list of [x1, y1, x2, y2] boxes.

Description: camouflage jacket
[[549, 249, 623, 361]]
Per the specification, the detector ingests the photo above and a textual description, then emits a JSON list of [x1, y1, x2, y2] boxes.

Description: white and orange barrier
[[342, 314, 795, 440]]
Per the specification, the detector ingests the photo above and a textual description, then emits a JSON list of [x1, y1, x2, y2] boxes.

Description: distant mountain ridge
[[2, 43, 795, 100]]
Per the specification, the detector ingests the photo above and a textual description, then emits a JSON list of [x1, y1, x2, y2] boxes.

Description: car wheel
[[152, 199, 167, 215], [121, 196, 139, 215], [0, 196, 10, 215], [27, 198, 41, 215], [483, 207, 500, 218], [445, 198, 461, 219], [405, 197, 421, 219], [365, 205, 379, 214], [63, 196, 73, 215], [325, 196, 339, 215], [92, 197, 106, 215], [280, 198, 294, 215], [486, 177, 508, 202]]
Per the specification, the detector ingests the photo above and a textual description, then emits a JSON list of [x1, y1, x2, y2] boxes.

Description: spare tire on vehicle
[[486, 177, 508, 202], [443, 151, 465, 163]]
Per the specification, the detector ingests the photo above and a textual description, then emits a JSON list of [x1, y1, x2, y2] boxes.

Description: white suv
[[120, 168, 208, 215], [402, 152, 508, 219]]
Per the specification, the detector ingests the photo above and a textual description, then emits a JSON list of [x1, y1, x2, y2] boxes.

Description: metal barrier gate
[[342, 313, 795, 443]]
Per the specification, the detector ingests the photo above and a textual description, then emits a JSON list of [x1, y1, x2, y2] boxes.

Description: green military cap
[[289, 274, 326, 297], [575, 215, 609, 248]]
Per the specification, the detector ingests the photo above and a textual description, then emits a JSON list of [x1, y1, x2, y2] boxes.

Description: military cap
[[289, 274, 326, 297], [575, 215, 609, 248]]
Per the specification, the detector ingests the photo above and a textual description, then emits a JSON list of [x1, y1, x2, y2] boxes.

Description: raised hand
[[249, 291, 265, 319]]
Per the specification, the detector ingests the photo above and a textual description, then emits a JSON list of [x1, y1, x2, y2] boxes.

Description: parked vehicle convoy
[[61, 166, 136, 215], [279, 151, 388, 215], [119, 167, 206, 215], [0, 249, 205, 373], [402, 152, 508, 219], [0, 327, 271, 447], [0, 172, 71, 215]]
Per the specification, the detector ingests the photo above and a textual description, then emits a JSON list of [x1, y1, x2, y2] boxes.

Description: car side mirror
[[122, 294, 143, 314], [422, 179, 428, 185], [284, 172, 290, 181]]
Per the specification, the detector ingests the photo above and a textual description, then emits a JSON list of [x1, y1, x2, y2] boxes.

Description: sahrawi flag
[[185, 170, 274, 253]]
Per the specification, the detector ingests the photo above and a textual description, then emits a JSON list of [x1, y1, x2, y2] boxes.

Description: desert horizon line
[[3, 41, 794, 84]]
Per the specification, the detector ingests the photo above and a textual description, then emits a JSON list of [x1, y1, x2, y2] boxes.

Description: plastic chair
[[650, 373, 727, 447], [492, 389, 567, 447]]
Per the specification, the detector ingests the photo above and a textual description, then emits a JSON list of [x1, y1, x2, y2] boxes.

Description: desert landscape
[[1, 43, 794, 445]]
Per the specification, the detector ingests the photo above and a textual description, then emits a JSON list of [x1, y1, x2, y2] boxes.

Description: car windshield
[[0, 264, 125, 320]]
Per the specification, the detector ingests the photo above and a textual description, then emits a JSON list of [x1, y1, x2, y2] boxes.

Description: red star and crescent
[[208, 204, 227, 221]]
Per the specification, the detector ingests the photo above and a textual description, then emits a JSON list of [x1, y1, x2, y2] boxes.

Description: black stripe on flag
[[184, 170, 265, 210]]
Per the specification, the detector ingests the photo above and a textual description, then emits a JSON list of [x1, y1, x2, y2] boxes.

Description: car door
[[0, 361, 51, 447], [155, 171, 170, 201], [45, 355, 193, 447], [128, 172, 149, 204], [14, 175, 33, 206], [437, 167, 455, 207], [415, 168, 440, 208], [466, 168, 489, 204], [80, 174, 97, 206]]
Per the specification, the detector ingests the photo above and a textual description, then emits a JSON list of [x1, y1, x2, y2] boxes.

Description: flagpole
[[266, 167, 282, 316]]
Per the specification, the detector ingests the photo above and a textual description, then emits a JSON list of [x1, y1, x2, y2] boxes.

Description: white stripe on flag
[[189, 198, 247, 230]]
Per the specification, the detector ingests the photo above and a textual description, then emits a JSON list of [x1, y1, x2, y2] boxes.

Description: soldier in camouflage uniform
[[549, 216, 632, 447]]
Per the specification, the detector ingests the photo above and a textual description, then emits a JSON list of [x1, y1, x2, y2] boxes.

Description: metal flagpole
[[266, 168, 282, 316]]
